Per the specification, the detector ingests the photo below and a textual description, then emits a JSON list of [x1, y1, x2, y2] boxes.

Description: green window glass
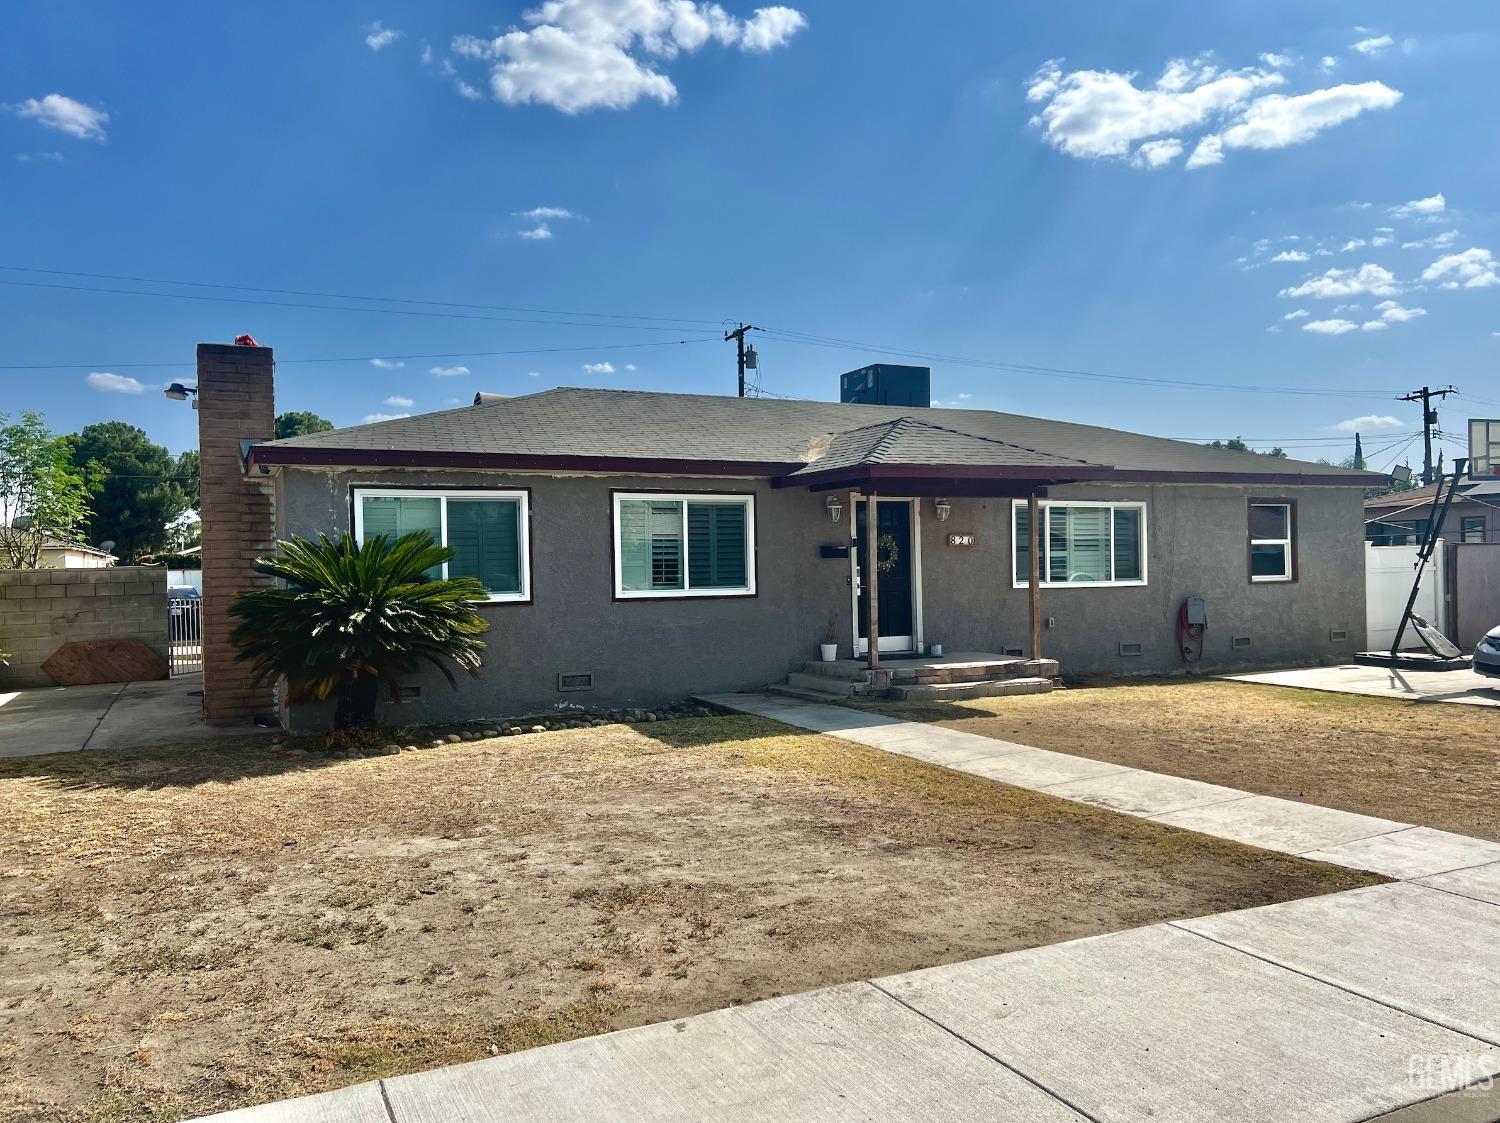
[[447, 498, 522, 595], [619, 500, 685, 591], [687, 502, 747, 588], [1014, 503, 1032, 585], [360, 495, 443, 581], [1112, 508, 1142, 581]]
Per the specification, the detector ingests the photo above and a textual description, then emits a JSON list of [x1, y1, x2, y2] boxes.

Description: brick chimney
[[196, 342, 277, 724]]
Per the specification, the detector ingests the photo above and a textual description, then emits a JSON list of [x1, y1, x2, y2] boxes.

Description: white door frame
[[850, 494, 924, 656]]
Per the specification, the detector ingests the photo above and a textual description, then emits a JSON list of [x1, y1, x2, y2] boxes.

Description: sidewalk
[[197, 694, 1500, 1123]]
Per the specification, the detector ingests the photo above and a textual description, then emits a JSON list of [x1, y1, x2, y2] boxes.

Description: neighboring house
[[244, 382, 1384, 727], [1365, 479, 1500, 546], [36, 535, 117, 569]]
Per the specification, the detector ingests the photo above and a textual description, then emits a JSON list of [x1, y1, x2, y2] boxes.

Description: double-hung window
[[353, 488, 530, 602], [1012, 500, 1147, 587], [1248, 500, 1295, 583], [1461, 516, 1486, 544], [613, 492, 755, 598]]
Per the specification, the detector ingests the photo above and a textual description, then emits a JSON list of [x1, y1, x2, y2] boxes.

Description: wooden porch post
[[1028, 491, 1042, 660], [865, 491, 880, 670]]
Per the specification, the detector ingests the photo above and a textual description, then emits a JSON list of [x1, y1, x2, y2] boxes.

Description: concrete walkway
[[1229, 663, 1500, 707], [0, 674, 268, 758], [194, 694, 1500, 1123]]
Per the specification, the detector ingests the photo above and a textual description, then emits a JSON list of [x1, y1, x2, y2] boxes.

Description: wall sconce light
[[934, 497, 952, 522], [826, 494, 844, 523]]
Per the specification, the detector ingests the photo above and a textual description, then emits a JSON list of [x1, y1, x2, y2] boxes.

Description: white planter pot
[[819, 643, 838, 662], [929, 643, 944, 656]]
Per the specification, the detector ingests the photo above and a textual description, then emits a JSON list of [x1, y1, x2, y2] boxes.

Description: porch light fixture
[[934, 497, 952, 522], [825, 495, 844, 523]]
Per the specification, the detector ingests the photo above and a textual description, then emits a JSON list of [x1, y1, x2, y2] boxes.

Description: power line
[[0, 265, 722, 328], [0, 337, 720, 372], [757, 326, 1404, 400], [0, 278, 725, 334]]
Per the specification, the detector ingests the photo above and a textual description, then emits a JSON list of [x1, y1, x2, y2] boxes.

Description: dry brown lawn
[[0, 714, 1378, 1122], [855, 679, 1500, 840]]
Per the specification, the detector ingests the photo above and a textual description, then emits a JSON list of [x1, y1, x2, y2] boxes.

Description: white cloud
[[1280, 263, 1399, 299], [1271, 250, 1310, 262], [1401, 229, 1458, 250], [85, 371, 143, 394], [429, 365, 472, 376], [1340, 239, 1366, 252], [520, 224, 554, 240], [1026, 55, 1401, 170], [1373, 299, 1427, 323], [527, 370, 542, 377], [1207, 82, 1402, 156], [451, 0, 807, 114], [1320, 56, 1338, 72], [1259, 52, 1292, 68], [1283, 308, 1310, 320], [1352, 34, 1393, 56], [8, 93, 109, 141], [1391, 192, 1445, 218], [1025, 56, 1283, 160], [384, 395, 414, 407], [515, 206, 579, 221], [1333, 414, 1402, 431], [1360, 319, 1389, 332], [365, 20, 403, 51], [421, 43, 434, 65], [625, 363, 637, 371], [369, 358, 405, 369], [740, 7, 807, 52], [361, 412, 410, 423], [1131, 138, 1183, 168], [1371, 233, 1394, 247], [1303, 319, 1360, 335], [582, 361, 615, 374], [15, 150, 63, 164], [1422, 248, 1499, 289]]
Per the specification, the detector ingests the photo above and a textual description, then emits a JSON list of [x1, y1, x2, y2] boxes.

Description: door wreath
[[875, 532, 900, 575]]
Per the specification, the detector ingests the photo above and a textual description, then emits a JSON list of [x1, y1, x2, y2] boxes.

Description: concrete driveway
[[0, 674, 270, 757], [1228, 664, 1500, 707]]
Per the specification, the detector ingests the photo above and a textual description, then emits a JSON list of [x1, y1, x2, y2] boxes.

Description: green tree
[[276, 411, 334, 439], [230, 532, 489, 729], [0, 412, 93, 568], [1206, 437, 1288, 459], [175, 448, 200, 509], [68, 422, 189, 563]]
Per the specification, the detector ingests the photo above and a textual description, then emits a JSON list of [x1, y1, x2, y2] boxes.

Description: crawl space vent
[[1232, 636, 1252, 650], [395, 685, 421, 701], [1330, 629, 1349, 643], [1118, 642, 1143, 657], [1003, 647, 1025, 658], [558, 672, 595, 693]]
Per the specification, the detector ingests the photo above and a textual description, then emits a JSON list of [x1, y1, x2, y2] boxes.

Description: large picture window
[[613, 492, 755, 598], [1012, 501, 1147, 588], [353, 488, 530, 602], [1248, 500, 1296, 583]]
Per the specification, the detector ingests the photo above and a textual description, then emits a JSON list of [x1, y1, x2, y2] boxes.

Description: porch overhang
[[771, 463, 1091, 496]]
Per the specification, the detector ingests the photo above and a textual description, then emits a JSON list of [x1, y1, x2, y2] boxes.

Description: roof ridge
[[883, 415, 1101, 468]]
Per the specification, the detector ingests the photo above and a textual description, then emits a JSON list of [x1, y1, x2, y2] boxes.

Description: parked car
[[168, 585, 201, 642], [1476, 626, 1500, 681]]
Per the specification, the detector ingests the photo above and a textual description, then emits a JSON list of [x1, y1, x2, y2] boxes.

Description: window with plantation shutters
[[1012, 500, 1147, 588], [353, 488, 530, 602], [614, 493, 755, 598]]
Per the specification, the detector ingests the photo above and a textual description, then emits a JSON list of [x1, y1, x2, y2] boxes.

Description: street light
[[164, 382, 197, 401]]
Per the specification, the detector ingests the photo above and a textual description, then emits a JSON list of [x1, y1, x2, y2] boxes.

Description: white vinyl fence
[[1365, 540, 1446, 651]]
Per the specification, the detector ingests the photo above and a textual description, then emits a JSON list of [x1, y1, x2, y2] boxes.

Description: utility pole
[[1398, 386, 1457, 485], [723, 323, 759, 398]]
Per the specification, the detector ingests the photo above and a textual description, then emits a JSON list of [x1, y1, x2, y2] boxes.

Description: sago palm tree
[[230, 532, 490, 729]]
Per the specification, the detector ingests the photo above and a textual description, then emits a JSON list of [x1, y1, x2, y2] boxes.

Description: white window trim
[[1010, 500, 1149, 589], [352, 487, 530, 603], [612, 491, 756, 599], [1249, 502, 1293, 583]]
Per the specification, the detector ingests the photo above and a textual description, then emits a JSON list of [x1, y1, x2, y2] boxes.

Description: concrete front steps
[[767, 653, 1060, 703]]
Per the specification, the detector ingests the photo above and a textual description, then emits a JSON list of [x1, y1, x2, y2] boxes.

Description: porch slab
[[1039, 769, 1254, 817], [1414, 860, 1500, 906], [1176, 883, 1500, 1045], [876, 921, 1500, 1123], [1151, 795, 1409, 855], [381, 982, 1087, 1123], [1302, 827, 1500, 880]]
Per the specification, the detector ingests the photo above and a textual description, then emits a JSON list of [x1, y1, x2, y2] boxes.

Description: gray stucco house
[[247, 385, 1384, 725]]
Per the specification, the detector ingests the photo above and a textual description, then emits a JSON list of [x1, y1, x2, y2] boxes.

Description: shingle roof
[[257, 387, 1385, 484], [1365, 478, 1500, 508], [788, 417, 1104, 476]]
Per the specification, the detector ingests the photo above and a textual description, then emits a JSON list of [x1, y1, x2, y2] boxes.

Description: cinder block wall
[[197, 343, 278, 724], [0, 567, 168, 687]]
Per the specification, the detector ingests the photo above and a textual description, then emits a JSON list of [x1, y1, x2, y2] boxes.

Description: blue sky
[[3, 1, 1498, 472]]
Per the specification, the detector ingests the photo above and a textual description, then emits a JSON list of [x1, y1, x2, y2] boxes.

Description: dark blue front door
[[856, 500, 914, 650]]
